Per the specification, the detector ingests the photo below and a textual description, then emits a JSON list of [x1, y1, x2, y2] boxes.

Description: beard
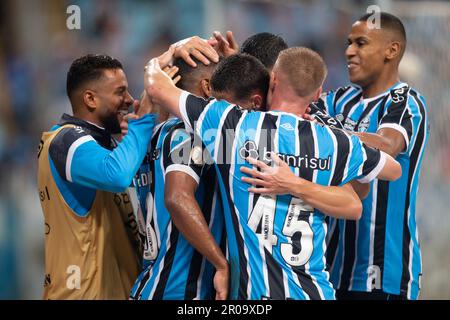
[[103, 112, 122, 134]]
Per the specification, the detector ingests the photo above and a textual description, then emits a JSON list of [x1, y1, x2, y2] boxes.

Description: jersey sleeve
[[49, 114, 157, 193], [162, 127, 209, 185], [178, 90, 234, 133], [378, 86, 416, 154], [309, 103, 344, 129], [344, 134, 387, 184], [325, 126, 386, 185]]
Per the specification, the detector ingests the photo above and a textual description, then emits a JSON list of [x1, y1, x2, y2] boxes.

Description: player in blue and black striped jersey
[[129, 55, 229, 300], [316, 12, 429, 300], [144, 47, 402, 300]]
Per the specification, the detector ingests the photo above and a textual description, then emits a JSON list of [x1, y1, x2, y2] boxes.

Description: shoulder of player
[[388, 84, 427, 112], [49, 125, 95, 156], [162, 120, 192, 148], [320, 85, 356, 99]]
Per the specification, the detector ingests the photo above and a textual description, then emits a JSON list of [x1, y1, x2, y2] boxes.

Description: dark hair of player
[[240, 32, 288, 70], [172, 57, 217, 92], [210, 53, 269, 101], [358, 12, 407, 57], [66, 54, 123, 103]]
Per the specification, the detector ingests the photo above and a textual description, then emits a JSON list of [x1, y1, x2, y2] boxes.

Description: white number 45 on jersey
[[248, 196, 314, 267]]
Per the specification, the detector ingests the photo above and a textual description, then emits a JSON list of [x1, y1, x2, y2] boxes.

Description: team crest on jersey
[[339, 115, 357, 131], [358, 116, 370, 132]]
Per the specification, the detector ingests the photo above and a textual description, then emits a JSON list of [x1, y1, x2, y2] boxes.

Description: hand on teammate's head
[[211, 30, 239, 58], [162, 65, 181, 85], [171, 36, 219, 68]]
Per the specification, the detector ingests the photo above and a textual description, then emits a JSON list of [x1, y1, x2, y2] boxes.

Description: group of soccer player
[[38, 11, 428, 300]]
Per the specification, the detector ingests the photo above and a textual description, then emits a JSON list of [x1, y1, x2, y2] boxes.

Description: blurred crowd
[[0, 0, 449, 299]]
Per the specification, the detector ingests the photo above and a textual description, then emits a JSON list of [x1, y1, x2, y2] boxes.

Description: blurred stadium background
[[0, 0, 449, 299]]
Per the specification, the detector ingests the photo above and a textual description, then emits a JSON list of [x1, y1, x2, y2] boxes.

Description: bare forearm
[[166, 193, 228, 271], [350, 180, 370, 200], [352, 131, 401, 158], [287, 178, 362, 220]]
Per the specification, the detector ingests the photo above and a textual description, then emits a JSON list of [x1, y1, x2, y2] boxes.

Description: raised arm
[[50, 113, 156, 193], [144, 58, 183, 118]]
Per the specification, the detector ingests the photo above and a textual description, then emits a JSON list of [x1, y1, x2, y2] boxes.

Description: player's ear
[[250, 94, 263, 110], [83, 90, 97, 110], [386, 41, 401, 61], [200, 79, 212, 98]]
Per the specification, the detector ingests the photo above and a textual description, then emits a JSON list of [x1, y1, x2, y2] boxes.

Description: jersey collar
[[58, 113, 113, 149]]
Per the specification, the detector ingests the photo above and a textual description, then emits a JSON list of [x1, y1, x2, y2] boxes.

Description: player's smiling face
[[95, 68, 133, 133], [346, 21, 388, 88]]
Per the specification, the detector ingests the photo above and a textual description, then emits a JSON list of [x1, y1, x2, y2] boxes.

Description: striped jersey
[[317, 82, 429, 299], [130, 118, 224, 300], [178, 91, 387, 300]]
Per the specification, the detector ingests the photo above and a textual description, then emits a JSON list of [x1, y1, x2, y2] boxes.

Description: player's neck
[[270, 95, 308, 117], [73, 110, 104, 128], [361, 68, 400, 99], [270, 82, 310, 116]]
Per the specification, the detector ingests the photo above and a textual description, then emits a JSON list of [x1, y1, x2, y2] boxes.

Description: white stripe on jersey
[[66, 135, 95, 182], [406, 97, 426, 299], [247, 113, 266, 221], [196, 99, 221, 137], [335, 87, 360, 111], [406, 93, 424, 155], [324, 126, 338, 186], [213, 106, 239, 164], [289, 116, 310, 300], [228, 111, 252, 299], [357, 140, 368, 178], [312, 121, 333, 295], [179, 90, 193, 131], [283, 269, 290, 298], [357, 151, 386, 184], [148, 221, 173, 299], [304, 123, 326, 300], [258, 239, 270, 298], [342, 131, 353, 183], [366, 179, 378, 291], [344, 96, 363, 121], [311, 122, 319, 183], [165, 164, 200, 185], [306, 213, 325, 300]]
